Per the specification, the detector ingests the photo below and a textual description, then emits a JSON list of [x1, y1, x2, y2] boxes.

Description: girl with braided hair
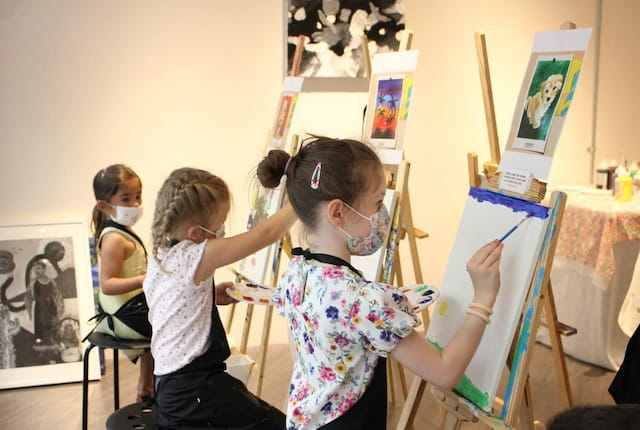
[[144, 167, 296, 429]]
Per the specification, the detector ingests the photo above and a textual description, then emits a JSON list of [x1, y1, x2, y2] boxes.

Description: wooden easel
[[224, 134, 301, 397], [362, 29, 432, 408], [223, 37, 305, 397], [396, 190, 568, 430], [396, 24, 579, 430], [470, 23, 576, 411]]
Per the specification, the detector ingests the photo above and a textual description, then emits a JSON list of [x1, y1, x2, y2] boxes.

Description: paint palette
[[400, 284, 440, 313], [226, 282, 275, 306]]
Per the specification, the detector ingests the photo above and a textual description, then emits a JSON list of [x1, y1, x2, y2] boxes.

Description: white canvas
[[426, 188, 550, 411], [352, 189, 397, 282]]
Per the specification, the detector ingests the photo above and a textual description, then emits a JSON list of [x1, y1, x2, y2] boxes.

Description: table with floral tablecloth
[[537, 187, 640, 370]]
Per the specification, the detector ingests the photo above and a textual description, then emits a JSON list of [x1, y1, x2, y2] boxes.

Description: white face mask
[[199, 225, 225, 239], [109, 204, 143, 226]]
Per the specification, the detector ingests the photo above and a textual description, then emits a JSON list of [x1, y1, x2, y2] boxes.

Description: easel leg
[[254, 306, 274, 397], [395, 378, 426, 430], [387, 359, 396, 404], [517, 377, 535, 430], [542, 280, 573, 408], [224, 302, 236, 333], [240, 304, 254, 355]]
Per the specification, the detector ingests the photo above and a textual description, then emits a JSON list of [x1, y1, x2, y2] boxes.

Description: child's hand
[[214, 281, 237, 306], [466, 239, 503, 307]]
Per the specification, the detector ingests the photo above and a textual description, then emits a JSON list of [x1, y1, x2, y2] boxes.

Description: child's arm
[[391, 240, 503, 389], [194, 205, 296, 284], [99, 232, 145, 295]]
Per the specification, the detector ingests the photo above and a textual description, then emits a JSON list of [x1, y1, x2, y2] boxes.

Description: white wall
[[1, 0, 637, 296]]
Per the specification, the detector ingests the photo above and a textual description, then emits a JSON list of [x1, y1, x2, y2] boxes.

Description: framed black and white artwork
[[0, 222, 99, 388], [285, 0, 406, 91]]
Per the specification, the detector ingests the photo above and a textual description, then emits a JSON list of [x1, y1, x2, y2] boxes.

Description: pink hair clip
[[310, 162, 321, 190], [100, 168, 107, 177]]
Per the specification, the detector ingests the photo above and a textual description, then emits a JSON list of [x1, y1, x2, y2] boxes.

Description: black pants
[[155, 370, 285, 430]]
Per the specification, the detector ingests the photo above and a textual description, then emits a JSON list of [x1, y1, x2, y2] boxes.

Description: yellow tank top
[[97, 226, 147, 315]]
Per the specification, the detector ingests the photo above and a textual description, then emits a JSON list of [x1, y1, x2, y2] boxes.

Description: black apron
[[85, 221, 152, 340], [292, 248, 389, 429], [154, 279, 285, 429]]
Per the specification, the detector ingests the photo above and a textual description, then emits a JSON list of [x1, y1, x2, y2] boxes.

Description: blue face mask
[[199, 225, 225, 239], [338, 203, 391, 256]]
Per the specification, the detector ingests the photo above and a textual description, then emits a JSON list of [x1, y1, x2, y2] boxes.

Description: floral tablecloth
[[554, 188, 640, 280], [536, 187, 640, 369]]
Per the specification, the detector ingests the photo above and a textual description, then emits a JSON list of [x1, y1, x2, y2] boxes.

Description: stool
[[82, 332, 151, 430], [105, 401, 156, 430]]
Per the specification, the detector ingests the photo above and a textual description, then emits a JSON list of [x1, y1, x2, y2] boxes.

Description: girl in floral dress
[[258, 136, 503, 429]]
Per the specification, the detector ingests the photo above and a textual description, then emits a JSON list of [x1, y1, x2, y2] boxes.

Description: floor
[[0, 341, 616, 430]]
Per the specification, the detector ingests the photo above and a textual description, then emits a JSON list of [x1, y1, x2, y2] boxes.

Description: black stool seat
[[87, 332, 151, 350], [83, 332, 152, 430], [106, 401, 156, 430]]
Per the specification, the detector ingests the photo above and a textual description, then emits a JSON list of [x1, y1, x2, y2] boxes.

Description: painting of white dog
[[526, 74, 564, 129], [515, 58, 571, 150]]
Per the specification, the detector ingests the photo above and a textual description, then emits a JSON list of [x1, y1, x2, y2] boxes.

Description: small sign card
[[498, 168, 533, 194]]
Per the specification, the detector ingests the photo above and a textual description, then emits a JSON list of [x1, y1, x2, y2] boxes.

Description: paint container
[[615, 168, 633, 202], [595, 161, 611, 190]]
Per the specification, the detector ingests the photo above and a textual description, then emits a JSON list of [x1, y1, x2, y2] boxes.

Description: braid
[[151, 168, 230, 253]]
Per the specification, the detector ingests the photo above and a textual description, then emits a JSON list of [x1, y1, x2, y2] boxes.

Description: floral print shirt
[[275, 255, 420, 430]]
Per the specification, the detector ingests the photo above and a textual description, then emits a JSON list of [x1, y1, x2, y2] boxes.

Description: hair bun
[[257, 149, 290, 188]]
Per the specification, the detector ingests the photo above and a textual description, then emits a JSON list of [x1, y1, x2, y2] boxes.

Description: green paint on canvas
[[427, 339, 490, 410]]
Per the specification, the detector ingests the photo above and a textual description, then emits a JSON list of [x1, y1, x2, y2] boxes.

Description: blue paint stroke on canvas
[[469, 187, 549, 219]]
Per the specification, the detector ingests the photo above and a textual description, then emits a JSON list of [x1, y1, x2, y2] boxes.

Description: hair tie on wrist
[[467, 308, 490, 324], [283, 157, 292, 176], [469, 302, 493, 315]]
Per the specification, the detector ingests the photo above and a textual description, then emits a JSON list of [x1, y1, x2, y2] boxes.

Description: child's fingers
[[466, 240, 501, 271], [479, 242, 503, 269]]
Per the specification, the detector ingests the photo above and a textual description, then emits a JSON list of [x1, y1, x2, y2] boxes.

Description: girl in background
[[258, 136, 503, 429], [91, 164, 153, 401], [144, 167, 296, 429]]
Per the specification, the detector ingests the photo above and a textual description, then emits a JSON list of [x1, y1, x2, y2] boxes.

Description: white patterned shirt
[[275, 255, 420, 429], [144, 240, 213, 375]]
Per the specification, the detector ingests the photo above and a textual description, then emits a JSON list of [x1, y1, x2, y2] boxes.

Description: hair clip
[[310, 162, 321, 189], [100, 168, 107, 177], [283, 157, 292, 176]]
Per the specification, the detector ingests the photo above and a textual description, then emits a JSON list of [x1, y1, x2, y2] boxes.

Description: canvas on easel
[[426, 188, 550, 411], [398, 25, 588, 430]]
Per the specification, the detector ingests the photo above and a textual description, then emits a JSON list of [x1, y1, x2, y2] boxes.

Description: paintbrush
[[499, 214, 531, 242]]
